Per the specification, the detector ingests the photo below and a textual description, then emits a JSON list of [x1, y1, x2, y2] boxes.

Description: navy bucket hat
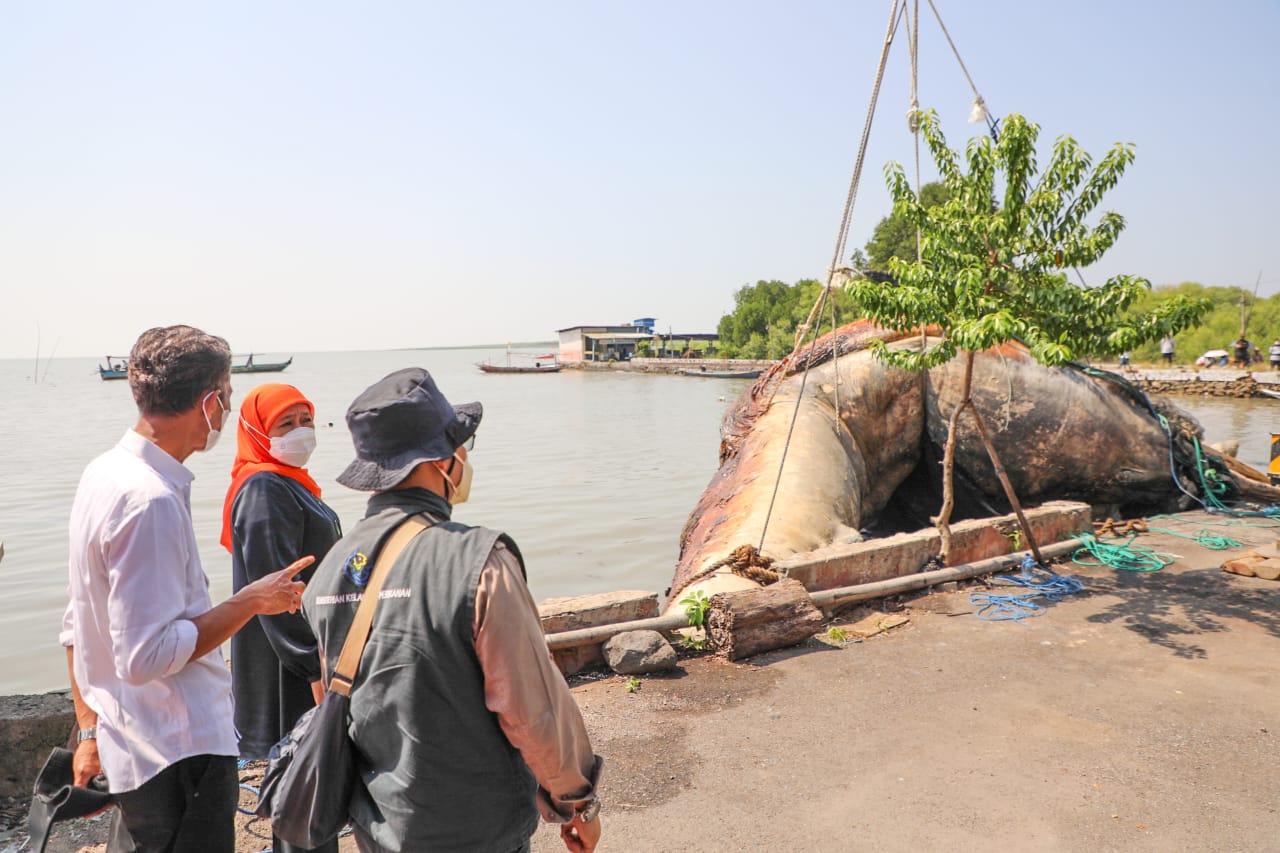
[[337, 367, 481, 492]]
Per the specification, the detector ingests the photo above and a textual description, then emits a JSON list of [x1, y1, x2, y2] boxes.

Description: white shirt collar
[[118, 429, 195, 490]]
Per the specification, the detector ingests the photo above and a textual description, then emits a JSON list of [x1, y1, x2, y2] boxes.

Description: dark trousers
[[276, 830, 340, 853], [107, 754, 237, 853], [353, 824, 531, 853]]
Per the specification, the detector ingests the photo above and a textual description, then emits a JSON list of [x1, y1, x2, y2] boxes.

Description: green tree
[[847, 110, 1210, 563], [1123, 282, 1280, 366], [864, 181, 952, 269], [717, 279, 861, 359]]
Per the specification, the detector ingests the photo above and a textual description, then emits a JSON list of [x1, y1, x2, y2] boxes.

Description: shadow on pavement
[[1084, 567, 1280, 659]]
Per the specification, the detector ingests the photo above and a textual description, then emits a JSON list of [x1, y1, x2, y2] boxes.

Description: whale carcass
[[670, 321, 1275, 607]]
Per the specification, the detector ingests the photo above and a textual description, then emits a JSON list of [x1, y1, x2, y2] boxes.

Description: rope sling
[[753, 0, 995, 563]]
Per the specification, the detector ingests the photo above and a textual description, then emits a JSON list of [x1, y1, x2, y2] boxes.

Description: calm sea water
[[0, 348, 746, 694], [2, 350, 1276, 694]]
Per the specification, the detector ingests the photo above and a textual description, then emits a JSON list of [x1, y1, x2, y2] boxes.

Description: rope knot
[[708, 544, 780, 586]]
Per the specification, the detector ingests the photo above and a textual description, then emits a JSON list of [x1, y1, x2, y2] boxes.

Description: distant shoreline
[[406, 341, 556, 351]]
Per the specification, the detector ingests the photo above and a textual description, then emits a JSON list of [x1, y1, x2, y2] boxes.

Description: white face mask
[[201, 390, 229, 453], [270, 426, 317, 468]]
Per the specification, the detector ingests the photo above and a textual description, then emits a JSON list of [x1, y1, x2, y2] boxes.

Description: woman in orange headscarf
[[222, 384, 341, 853]]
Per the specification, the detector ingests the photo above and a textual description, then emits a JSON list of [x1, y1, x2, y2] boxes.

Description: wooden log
[[1222, 556, 1262, 577], [1219, 452, 1269, 485], [707, 578, 825, 661], [1253, 558, 1280, 582]]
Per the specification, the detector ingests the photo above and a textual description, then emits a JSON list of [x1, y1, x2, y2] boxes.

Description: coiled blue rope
[[969, 555, 1085, 621]]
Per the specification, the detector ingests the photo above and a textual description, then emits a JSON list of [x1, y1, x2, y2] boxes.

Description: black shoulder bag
[[255, 514, 431, 848]]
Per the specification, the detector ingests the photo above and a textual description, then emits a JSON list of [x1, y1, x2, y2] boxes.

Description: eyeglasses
[[461, 434, 476, 452]]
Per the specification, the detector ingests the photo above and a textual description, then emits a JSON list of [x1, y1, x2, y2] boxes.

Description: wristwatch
[[77, 727, 97, 743], [575, 796, 601, 823]]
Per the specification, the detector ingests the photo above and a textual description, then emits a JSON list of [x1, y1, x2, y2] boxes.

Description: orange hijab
[[220, 383, 322, 551]]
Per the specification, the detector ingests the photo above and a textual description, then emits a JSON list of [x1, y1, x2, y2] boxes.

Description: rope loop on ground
[[1072, 532, 1173, 573], [1146, 526, 1242, 551], [969, 555, 1084, 621]]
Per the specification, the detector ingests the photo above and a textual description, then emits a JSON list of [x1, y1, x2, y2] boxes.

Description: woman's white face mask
[[269, 427, 316, 468]]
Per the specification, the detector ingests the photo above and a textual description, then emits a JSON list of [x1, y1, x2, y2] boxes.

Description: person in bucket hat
[[303, 368, 603, 853], [335, 367, 483, 491]]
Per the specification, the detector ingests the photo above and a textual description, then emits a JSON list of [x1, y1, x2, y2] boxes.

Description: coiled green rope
[[1072, 532, 1174, 573], [1144, 526, 1242, 550]]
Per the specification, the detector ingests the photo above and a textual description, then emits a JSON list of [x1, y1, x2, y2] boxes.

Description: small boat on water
[[477, 350, 561, 374], [98, 358, 129, 380], [98, 353, 293, 380], [678, 367, 762, 379], [232, 353, 293, 375], [479, 363, 563, 374]]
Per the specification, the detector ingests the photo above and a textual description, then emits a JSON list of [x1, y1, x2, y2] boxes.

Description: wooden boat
[[98, 357, 129, 380], [478, 363, 563, 374], [478, 349, 561, 374], [678, 367, 762, 379], [232, 354, 293, 374], [98, 353, 292, 380]]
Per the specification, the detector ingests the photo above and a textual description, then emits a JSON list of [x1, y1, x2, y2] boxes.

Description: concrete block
[[0, 692, 74, 799], [778, 501, 1091, 592], [539, 590, 660, 676]]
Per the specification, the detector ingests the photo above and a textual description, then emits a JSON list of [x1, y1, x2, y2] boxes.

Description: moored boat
[[232, 354, 293, 374], [478, 362, 562, 374], [477, 349, 561, 374], [98, 353, 293, 380], [678, 368, 762, 379]]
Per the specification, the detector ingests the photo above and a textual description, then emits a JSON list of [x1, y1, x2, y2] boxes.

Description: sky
[[2, 1, 1277, 360]]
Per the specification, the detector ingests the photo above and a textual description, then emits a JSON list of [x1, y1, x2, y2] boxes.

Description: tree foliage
[[863, 181, 951, 269], [846, 111, 1210, 370], [1124, 282, 1280, 363], [717, 279, 862, 359]]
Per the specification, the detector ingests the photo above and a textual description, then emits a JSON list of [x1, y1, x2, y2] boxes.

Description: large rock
[[0, 692, 74, 799], [602, 630, 677, 674], [539, 590, 660, 675]]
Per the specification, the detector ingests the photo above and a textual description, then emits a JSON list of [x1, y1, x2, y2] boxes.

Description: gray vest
[[305, 505, 538, 852]]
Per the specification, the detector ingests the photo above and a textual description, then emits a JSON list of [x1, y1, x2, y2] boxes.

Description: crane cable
[[757, 0, 994, 556], [758, 0, 903, 555]]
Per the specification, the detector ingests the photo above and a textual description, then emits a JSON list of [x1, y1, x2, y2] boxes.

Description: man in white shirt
[[62, 325, 315, 852]]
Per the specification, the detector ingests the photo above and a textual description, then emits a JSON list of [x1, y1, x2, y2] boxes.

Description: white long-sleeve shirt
[[61, 429, 237, 793]]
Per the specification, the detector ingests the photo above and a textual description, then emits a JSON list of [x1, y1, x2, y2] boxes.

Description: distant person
[[1160, 334, 1175, 365], [221, 383, 342, 853], [1270, 339, 1280, 370], [1233, 337, 1250, 369], [305, 368, 603, 853], [62, 325, 312, 851], [1119, 351, 1131, 368]]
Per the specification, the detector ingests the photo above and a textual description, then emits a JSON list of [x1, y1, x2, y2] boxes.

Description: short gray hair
[[128, 326, 232, 415]]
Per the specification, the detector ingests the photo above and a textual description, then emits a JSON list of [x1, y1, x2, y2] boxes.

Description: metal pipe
[[545, 613, 690, 650], [809, 537, 1083, 610], [542, 538, 1084, 651]]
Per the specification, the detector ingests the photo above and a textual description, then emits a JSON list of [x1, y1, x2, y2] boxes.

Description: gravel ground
[[14, 511, 1280, 853]]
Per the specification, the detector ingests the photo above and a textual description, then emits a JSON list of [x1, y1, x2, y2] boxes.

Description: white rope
[[759, 0, 904, 555], [908, 0, 923, 263], [925, 0, 996, 133], [827, 0, 904, 279]]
